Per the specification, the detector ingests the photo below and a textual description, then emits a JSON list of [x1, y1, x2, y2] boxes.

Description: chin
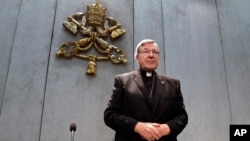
[[145, 68, 156, 71]]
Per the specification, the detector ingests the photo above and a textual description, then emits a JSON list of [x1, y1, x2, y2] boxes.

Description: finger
[[151, 123, 160, 127], [151, 129, 161, 140]]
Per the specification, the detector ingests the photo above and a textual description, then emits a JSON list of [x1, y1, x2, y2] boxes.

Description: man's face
[[136, 43, 159, 71]]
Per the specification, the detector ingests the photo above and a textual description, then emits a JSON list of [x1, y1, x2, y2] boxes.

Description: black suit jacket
[[104, 71, 188, 141]]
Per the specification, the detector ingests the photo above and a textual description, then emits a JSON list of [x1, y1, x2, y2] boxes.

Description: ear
[[135, 54, 139, 60]]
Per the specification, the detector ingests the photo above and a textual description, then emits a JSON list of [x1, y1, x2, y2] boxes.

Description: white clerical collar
[[146, 72, 152, 77]]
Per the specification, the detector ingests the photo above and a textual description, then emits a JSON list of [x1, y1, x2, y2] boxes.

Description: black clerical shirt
[[140, 69, 156, 105]]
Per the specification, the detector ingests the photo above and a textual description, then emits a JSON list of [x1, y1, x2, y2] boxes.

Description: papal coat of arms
[[56, 0, 127, 75]]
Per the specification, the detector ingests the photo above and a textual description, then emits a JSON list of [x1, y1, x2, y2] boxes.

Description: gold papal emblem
[[56, 0, 127, 75]]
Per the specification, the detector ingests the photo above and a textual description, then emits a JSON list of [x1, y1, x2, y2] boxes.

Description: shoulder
[[159, 74, 179, 82], [157, 74, 181, 86], [113, 71, 137, 86], [116, 71, 137, 79]]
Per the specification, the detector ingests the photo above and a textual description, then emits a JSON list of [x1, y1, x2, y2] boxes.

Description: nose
[[148, 51, 154, 56]]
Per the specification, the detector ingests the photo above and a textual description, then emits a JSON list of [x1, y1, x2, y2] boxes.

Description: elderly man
[[104, 39, 188, 141]]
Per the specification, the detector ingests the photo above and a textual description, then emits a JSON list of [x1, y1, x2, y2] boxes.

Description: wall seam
[[38, 0, 58, 140], [133, 0, 135, 70], [160, 0, 166, 74], [0, 0, 23, 116], [215, 0, 233, 123]]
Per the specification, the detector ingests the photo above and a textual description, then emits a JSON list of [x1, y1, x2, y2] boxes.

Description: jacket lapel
[[152, 75, 164, 114]]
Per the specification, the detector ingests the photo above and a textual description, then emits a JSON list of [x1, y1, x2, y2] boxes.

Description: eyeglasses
[[138, 50, 160, 55]]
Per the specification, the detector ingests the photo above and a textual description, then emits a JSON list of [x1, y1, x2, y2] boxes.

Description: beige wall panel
[[0, 0, 22, 115], [0, 0, 57, 141], [217, 0, 250, 124]]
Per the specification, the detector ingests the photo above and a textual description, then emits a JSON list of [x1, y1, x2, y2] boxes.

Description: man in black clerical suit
[[104, 39, 188, 141]]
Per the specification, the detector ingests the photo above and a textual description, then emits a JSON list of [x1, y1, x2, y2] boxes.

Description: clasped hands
[[134, 122, 170, 141]]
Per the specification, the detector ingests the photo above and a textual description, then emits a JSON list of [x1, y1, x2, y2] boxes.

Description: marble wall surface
[[0, 0, 250, 141]]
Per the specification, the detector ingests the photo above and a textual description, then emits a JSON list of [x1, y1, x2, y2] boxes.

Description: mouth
[[147, 62, 156, 65], [147, 60, 155, 63]]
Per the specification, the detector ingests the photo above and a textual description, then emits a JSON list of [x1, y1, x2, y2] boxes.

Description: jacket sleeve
[[104, 75, 138, 134], [166, 79, 188, 137]]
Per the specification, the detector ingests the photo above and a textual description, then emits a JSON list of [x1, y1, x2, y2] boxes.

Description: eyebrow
[[139, 48, 159, 51]]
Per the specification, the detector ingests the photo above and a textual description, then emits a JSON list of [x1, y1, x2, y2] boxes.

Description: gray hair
[[134, 39, 159, 58]]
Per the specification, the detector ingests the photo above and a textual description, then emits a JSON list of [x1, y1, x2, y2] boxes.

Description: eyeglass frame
[[138, 49, 160, 55]]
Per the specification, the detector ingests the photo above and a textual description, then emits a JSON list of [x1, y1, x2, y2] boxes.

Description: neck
[[140, 69, 155, 77]]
